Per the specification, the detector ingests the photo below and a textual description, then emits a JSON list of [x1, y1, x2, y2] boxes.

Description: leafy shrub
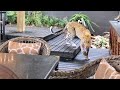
[[42, 15, 50, 27], [69, 12, 99, 32], [6, 11, 17, 24], [93, 36, 109, 48], [6, 11, 98, 30], [25, 11, 43, 26]]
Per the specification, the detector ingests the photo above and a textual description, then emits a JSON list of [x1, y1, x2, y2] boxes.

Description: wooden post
[[17, 11, 25, 32]]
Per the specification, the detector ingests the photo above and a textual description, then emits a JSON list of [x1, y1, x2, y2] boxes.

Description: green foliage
[[25, 11, 67, 28], [58, 17, 68, 28], [42, 15, 50, 27], [6, 11, 17, 24], [6, 11, 69, 28], [69, 13, 89, 21], [48, 17, 59, 27], [57, 19, 66, 28], [6, 11, 98, 30], [39, 16, 68, 28], [94, 36, 109, 48], [69, 12, 99, 32], [25, 11, 43, 26], [100, 37, 108, 47]]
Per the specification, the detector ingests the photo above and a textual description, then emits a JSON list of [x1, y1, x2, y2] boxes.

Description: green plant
[[41, 15, 50, 27], [7, 11, 101, 30], [25, 13, 33, 25], [100, 37, 108, 47], [6, 11, 17, 24], [54, 17, 68, 28], [32, 11, 43, 26], [69, 12, 99, 32], [41, 15, 68, 28], [94, 36, 109, 48], [59, 17, 68, 28], [63, 17, 69, 24], [6, 11, 69, 28], [25, 11, 43, 26], [48, 17, 59, 27]]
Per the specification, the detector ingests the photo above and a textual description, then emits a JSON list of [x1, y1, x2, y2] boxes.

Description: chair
[[49, 55, 120, 79], [0, 37, 50, 55]]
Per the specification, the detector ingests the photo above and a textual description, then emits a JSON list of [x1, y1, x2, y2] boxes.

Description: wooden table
[[0, 53, 59, 79], [109, 21, 120, 55]]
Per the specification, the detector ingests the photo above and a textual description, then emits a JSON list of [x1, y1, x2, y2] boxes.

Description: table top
[[0, 53, 59, 79], [109, 20, 120, 36]]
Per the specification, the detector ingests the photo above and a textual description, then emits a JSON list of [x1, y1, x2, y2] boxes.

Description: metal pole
[[3, 12, 6, 41], [0, 11, 6, 42], [0, 12, 2, 42]]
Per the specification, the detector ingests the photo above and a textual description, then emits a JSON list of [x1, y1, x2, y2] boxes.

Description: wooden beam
[[17, 11, 25, 32]]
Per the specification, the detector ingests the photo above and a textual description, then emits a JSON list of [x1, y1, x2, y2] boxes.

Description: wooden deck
[[48, 34, 81, 60], [58, 48, 110, 71], [5, 25, 62, 41], [5, 25, 81, 60], [1, 26, 110, 72]]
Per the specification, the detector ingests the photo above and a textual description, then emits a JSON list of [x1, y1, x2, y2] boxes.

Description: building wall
[[43, 11, 118, 35]]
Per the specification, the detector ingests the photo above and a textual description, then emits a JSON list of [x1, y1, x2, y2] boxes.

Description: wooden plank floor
[[5, 25, 80, 60], [58, 48, 110, 71], [0, 40, 110, 72], [3, 25, 110, 72], [48, 34, 81, 59], [5, 25, 62, 41]]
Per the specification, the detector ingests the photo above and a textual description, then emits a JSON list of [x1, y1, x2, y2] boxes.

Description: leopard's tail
[[50, 26, 67, 35]]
